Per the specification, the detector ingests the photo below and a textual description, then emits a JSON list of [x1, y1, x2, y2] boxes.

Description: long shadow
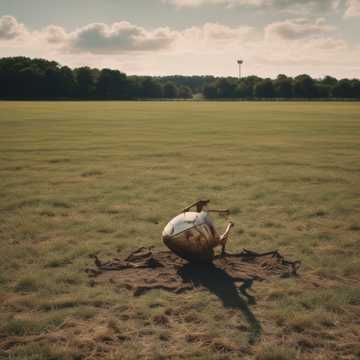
[[178, 262, 262, 344]]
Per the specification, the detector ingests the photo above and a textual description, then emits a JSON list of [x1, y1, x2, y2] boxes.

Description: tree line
[[204, 75, 360, 99], [0, 57, 195, 100], [0, 57, 359, 100]]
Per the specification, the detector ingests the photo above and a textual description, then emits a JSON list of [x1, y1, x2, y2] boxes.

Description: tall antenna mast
[[237, 60, 244, 79]]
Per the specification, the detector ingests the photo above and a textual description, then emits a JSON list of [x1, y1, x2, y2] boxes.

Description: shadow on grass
[[178, 262, 261, 344]]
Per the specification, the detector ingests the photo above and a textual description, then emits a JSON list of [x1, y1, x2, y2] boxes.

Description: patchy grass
[[14, 277, 40, 293], [8, 343, 80, 360], [255, 345, 299, 360], [1, 315, 64, 337], [0, 101, 360, 359]]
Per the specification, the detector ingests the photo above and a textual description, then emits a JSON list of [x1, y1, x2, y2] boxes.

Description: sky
[[0, 0, 359, 78]]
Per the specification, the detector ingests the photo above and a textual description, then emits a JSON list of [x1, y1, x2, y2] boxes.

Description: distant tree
[[315, 83, 331, 98], [141, 77, 163, 98], [350, 79, 360, 99], [254, 79, 275, 98], [4, 58, 59, 98], [234, 81, 252, 98], [333, 79, 353, 98], [127, 76, 143, 98], [163, 82, 178, 98], [96, 69, 128, 99], [294, 74, 317, 98], [243, 76, 262, 99], [17, 65, 45, 98], [178, 85, 192, 99], [245, 75, 262, 88], [215, 78, 237, 98], [322, 75, 338, 87], [74, 67, 96, 98], [276, 74, 288, 81], [58, 66, 77, 98], [159, 75, 215, 94], [274, 75, 293, 98], [203, 83, 218, 99], [44, 67, 63, 98]]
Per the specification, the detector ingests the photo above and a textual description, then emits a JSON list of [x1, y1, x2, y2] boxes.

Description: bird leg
[[220, 222, 234, 257]]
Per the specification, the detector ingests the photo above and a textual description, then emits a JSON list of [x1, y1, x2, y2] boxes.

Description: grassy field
[[0, 101, 359, 360]]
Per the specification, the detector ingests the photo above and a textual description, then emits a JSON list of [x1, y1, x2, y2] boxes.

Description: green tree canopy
[[1, 57, 359, 101], [163, 82, 179, 98]]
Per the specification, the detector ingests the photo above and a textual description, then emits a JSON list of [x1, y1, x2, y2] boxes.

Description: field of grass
[[0, 101, 359, 360]]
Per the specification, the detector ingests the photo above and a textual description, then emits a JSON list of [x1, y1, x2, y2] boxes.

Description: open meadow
[[0, 101, 360, 360]]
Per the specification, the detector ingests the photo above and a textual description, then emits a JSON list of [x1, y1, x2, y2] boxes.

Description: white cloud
[[344, 0, 360, 17], [0, 15, 359, 78], [0, 16, 177, 54], [0, 15, 26, 40], [67, 22, 177, 54], [40, 21, 254, 55], [195, 22, 254, 40], [165, 0, 340, 13], [265, 18, 334, 40], [177, 22, 256, 52], [44, 25, 68, 44], [166, 0, 360, 18]]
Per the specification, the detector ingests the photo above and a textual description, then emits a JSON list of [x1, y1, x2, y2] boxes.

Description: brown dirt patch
[[85, 247, 301, 297]]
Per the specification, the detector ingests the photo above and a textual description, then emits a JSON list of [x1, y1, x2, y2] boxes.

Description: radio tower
[[237, 60, 243, 78]]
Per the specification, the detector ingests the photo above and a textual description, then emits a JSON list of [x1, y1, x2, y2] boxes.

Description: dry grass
[[0, 101, 360, 359]]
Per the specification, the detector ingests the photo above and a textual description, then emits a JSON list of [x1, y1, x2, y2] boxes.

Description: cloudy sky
[[0, 0, 359, 78]]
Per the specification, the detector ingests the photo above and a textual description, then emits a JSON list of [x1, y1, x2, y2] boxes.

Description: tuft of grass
[[54, 270, 83, 285], [287, 313, 316, 333], [73, 306, 97, 320], [0, 273, 7, 286], [11, 343, 80, 360], [14, 276, 40, 293], [48, 158, 70, 164], [255, 344, 299, 360], [348, 223, 360, 231], [2, 318, 49, 336], [308, 209, 327, 217], [229, 206, 241, 215], [49, 200, 71, 209], [39, 210, 56, 217], [39, 299, 80, 311], [81, 170, 103, 177], [45, 256, 72, 268], [342, 260, 360, 278]]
